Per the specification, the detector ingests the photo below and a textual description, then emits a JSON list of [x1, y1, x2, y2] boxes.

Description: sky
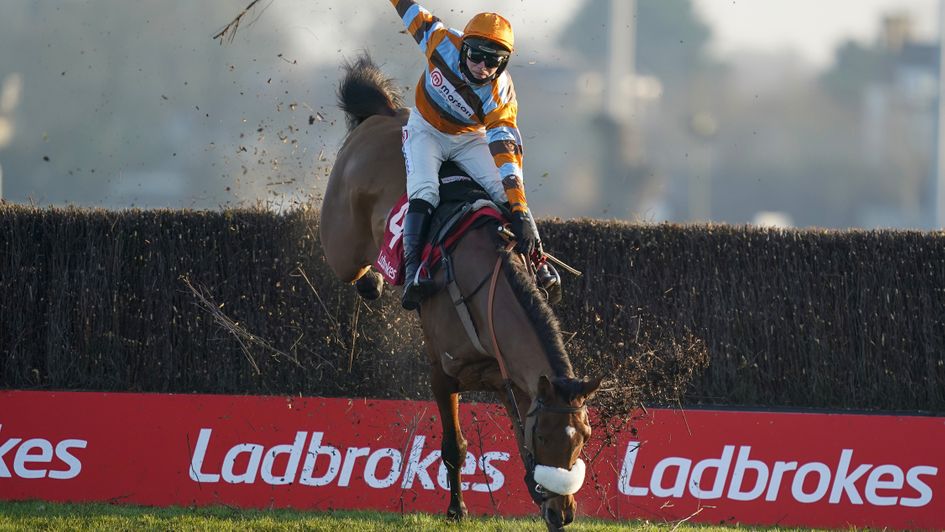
[[275, 0, 942, 72], [693, 0, 940, 69]]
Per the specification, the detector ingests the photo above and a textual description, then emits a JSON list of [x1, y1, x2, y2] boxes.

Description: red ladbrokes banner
[[0, 391, 942, 529]]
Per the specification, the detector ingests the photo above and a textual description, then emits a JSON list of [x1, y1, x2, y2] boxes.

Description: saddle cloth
[[375, 173, 507, 286]]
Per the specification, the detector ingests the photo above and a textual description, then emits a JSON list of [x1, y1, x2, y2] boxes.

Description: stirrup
[[536, 262, 561, 305]]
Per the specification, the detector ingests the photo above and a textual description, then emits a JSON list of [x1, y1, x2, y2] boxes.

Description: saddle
[[374, 162, 561, 303], [376, 163, 503, 286]]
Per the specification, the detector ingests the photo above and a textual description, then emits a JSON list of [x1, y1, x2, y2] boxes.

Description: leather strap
[[447, 280, 490, 357], [443, 251, 490, 357], [487, 242, 531, 446], [487, 246, 512, 379]]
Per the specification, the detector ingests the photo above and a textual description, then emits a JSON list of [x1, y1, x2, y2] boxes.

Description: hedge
[[2, 203, 943, 413]]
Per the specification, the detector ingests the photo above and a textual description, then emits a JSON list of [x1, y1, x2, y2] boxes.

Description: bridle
[[442, 228, 586, 505], [522, 398, 586, 504]]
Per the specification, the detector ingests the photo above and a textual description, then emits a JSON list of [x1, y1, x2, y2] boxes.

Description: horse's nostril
[[563, 508, 574, 525]]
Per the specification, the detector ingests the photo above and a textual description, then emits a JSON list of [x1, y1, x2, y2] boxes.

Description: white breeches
[[401, 109, 507, 208]]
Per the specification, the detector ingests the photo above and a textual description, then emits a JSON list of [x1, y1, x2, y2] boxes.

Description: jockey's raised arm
[[390, 0, 447, 57]]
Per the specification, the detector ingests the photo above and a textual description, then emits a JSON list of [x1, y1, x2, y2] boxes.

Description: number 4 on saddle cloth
[[375, 162, 562, 305]]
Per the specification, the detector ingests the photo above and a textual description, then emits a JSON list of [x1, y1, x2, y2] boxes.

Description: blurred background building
[[0, 0, 943, 229]]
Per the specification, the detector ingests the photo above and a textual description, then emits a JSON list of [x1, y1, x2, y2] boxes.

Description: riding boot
[[401, 199, 434, 311]]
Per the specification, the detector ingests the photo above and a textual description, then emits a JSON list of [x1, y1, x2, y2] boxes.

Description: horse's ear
[[538, 375, 554, 400], [580, 376, 603, 402]]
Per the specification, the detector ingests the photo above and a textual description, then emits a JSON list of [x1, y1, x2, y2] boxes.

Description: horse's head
[[524, 374, 602, 530]]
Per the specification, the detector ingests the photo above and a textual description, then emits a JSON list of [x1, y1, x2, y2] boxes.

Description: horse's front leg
[[429, 360, 468, 520]]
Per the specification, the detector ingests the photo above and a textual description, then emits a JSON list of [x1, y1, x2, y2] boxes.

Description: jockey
[[390, 0, 542, 310]]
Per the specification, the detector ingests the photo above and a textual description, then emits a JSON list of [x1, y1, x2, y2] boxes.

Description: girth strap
[[443, 247, 490, 357]]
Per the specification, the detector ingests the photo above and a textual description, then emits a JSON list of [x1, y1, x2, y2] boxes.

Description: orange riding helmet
[[460, 13, 514, 84], [463, 12, 514, 53]]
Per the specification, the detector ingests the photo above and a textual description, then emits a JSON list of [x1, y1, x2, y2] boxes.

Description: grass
[[0, 501, 831, 531]]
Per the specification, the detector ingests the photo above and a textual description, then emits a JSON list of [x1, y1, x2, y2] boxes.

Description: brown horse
[[319, 55, 601, 531]]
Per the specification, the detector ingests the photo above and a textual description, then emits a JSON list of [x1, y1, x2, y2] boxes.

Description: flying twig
[[213, 0, 267, 44], [293, 266, 347, 349], [397, 406, 427, 511], [181, 275, 301, 373], [470, 411, 500, 514], [348, 300, 361, 372]]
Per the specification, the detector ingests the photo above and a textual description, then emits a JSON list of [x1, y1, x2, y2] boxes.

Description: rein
[[486, 242, 513, 379], [484, 243, 533, 463], [484, 242, 531, 440]]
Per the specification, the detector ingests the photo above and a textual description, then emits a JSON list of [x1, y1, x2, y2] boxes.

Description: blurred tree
[[817, 38, 930, 226], [556, 0, 718, 220], [558, 0, 713, 87], [820, 40, 891, 104]]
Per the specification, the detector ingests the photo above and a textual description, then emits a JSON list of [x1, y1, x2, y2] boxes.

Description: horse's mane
[[499, 249, 575, 381], [337, 53, 404, 132]]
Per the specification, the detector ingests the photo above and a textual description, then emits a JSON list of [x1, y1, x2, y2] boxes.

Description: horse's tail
[[337, 53, 404, 132]]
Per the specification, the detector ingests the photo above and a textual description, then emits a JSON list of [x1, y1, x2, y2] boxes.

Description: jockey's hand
[[511, 209, 541, 257]]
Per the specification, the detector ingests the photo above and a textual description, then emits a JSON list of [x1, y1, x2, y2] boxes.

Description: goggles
[[466, 48, 507, 68]]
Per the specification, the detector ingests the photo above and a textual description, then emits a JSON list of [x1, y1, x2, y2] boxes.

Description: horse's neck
[[507, 337, 572, 399], [461, 232, 570, 398]]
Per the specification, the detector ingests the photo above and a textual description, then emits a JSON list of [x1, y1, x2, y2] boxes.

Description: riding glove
[[511, 209, 541, 257]]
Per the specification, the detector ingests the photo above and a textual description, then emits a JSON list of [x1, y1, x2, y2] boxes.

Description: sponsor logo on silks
[[188, 429, 510, 491], [0, 424, 86, 480], [430, 68, 475, 121], [617, 441, 938, 508]]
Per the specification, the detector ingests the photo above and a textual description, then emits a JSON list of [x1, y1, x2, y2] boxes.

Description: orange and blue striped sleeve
[[390, 0, 447, 57]]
